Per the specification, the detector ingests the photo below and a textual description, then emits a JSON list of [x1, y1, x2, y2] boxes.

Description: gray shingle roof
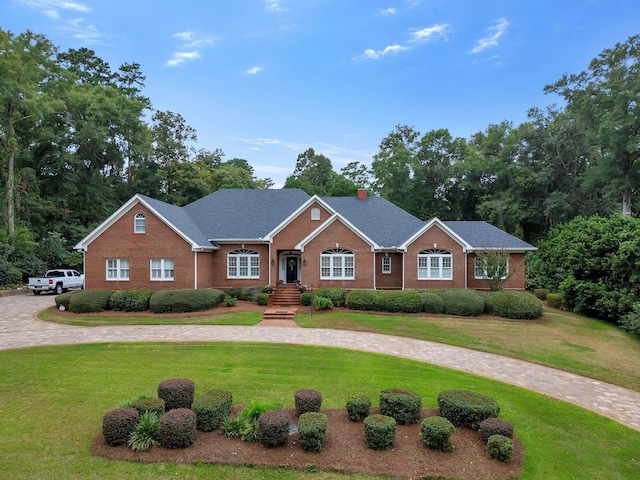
[[444, 221, 536, 250]]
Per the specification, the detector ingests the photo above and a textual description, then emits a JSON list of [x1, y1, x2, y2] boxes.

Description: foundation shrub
[[484, 291, 543, 319], [377, 290, 423, 313], [420, 416, 455, 452], [54, 291, 78, 310], [242, 286, 264, 301], [103, 407, 139, 446], [157, 408, 197, 449], [546, 292, 564, 309], [532, 288, 550, 300], [421, 292, 444, 314], [192, 389, 233, 431], [379, 388, 422, 425], [313, 296, 333, 310], [300, 292, 312, 306], [313, 288, 346, 307], [487, 434, 515, 462], [158, 378, 195, 411], [439, 289, 485, 316], [131, 397, 165, 417], [256, 293, 269, 306], [363, 414, 396, 450], [346, 395, 371, 421], [438, 390, 500, 430], [294, 389, 323, 416], [68, 290, 113, 313], [479, 418, 514, 443], [620, 303, 640, 336], [224, 295, 237, 307], [347, 289, 382, 311], [108, 290, 153, 312], [258, 409, 290, 447], [149, 289, 224, 313], [298, 412, 328, 452]]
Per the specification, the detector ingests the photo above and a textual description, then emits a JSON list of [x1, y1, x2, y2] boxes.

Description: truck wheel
[[54, 284, 63, 295], [33, 290, 41, 296]]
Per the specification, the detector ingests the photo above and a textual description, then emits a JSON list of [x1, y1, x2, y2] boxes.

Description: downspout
[[194, 250, 198, 289], [402, 249, 405, 291], [464, 251, 468, 289], [373, 250, 377, 290], [268, 241, 272, 286]]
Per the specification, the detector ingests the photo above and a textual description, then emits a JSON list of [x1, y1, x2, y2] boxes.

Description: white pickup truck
[[28, 269, 85, 295]]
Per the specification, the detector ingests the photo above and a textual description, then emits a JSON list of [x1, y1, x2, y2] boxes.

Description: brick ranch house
[[74, 188, 536, 291]]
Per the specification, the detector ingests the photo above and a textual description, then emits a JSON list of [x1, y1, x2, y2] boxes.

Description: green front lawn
[[1, 342, 638, 479]]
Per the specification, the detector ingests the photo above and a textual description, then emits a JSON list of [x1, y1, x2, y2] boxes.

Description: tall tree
[[284, 148, 336, 195]]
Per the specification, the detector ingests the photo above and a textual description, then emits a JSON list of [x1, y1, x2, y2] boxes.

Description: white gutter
[[194, 250, 198, 289]]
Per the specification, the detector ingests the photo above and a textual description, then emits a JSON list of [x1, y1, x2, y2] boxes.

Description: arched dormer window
[[320, 248, 354, 279], [418, 248, 452, 280], [134, 213, 145, 233], [227, 248, 260, 278]]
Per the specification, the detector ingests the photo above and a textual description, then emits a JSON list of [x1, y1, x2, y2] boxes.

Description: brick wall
[[208, 243, 270, 290], [467, 252, 527, 290], [374, 252, 403, 289]]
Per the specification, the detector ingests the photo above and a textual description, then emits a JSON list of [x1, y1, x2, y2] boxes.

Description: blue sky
[[2, 1, 639, 187]]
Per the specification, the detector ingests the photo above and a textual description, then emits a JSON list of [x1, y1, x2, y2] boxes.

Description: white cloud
[[362, 44, 409, 60], [410, 23, 451, 43], [230, 136, 307, 153], [245, 66, 264, 75], [166, 51, 201, 67], [380, 7, 396, 15], [61, 18, 105, 45], [166, 31, 217, 67], [19, 0, 91, 14], [264, 0, 288, 13], [469, 18, 509, 54]]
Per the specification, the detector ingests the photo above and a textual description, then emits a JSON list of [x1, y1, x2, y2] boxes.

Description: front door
[[285, 256, 298, 284]]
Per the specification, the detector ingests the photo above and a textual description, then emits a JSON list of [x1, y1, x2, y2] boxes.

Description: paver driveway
[[2, 293, 640, 432]]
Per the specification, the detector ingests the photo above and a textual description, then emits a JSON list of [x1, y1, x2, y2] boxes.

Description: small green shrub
[[313, 296, 333, 310], [68, 290, 113, 313], [378, 290, 423, 313], [313, 288, 346, 307], [157, 408, 197, 449], [298, 412, 328, 452], [421, 292, 444, 314], [108, 290, 153, 312], [300, 292, 312, 306], [420, 416, 455, 452], [158, 378, 195, 411], [262, 285, 275, 294], [258, 409, 290, 447], [54, 291, 79, 310], [223, 287, 244, 299], [479, 418, 514, 443], [131, 397, 165, 417], [224, 294, 237, 307], [295, 389, 322, 416], [620, 304, 640, 336], [347, 289, 382, 311], [256, 293, 269, 306], [128, 411, 160, 452], [346, 395, 371, 421], [363, 414, 396, 450], [149, 289, 224, 313], [192, 389, 233, 431], [379, 389, 422, 425], [532, 288, 549, 300], [487, 434, 514, 462], [222, 412, 251, 439], [439, 289, 485, 316], [103, 407, 139, 446], [223, 399, 282, 442], [546, 292, 564, 309], [484, 291, 543, 319], [118, 391, 154, 408], [437, 390, 500, 430]]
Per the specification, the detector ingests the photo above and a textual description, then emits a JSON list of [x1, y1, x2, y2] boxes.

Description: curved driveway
[[2, 294, 640, 432]]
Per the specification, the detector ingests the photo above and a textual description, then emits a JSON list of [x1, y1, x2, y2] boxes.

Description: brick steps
[[259, 285, 300, 324], [270, 285, 301, 307]]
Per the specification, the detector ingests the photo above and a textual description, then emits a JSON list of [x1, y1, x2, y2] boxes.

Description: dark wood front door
[[286, 257, 298, 283]]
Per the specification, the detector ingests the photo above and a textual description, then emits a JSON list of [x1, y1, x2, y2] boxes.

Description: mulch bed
[[92, 408, 522, 480]]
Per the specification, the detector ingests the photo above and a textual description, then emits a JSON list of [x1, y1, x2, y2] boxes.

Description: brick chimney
[[357, 188, 368, 200]]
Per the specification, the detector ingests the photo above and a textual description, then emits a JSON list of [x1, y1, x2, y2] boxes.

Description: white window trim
[[150, 258, 174, 281], [227, 249, 260, 279], [382, 256, 391, 274], [134, 212, 145, 234], [106, 258, 130, 281], [320, 248, 355, 280], [474, 256, 510, 279], [311, 207, 321, 221], [417, 249, 453, 280]]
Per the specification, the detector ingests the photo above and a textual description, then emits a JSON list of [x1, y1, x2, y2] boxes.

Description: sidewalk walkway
[[2, 294, 640, 432]]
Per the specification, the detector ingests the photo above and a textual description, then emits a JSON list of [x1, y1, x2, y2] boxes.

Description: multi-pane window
[[382, 256, 391, 274], [320, 249, 354, 279], [474, 256, 509, 279], [418, 249, 452, 280], [311, 207, 321, 220], [150, 258, 174, 280], [227, 249, 260, 278], [134, 213, 146, 233], [106, 258, 129, 280]]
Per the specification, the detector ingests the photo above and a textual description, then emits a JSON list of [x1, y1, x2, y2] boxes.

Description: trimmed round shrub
[[379, 290, 423, 313], [313, 296, 333, 310], [479, 418, 513, 443], [103, 407, 139, 446], [546, 292, 564, 309], [258, 409, 290, 447], [347, 289, 382, 311], [131, 397, 165, 417], [300, 292, 312, 306], [439, 289, 485, 316], [379, 389, 422, 425], [438, 390, 500, 430], [484, 291, 543, 319], [69, 290, 114, 313], [157, 408, 197, 449], [298, 412, 328, 452], [421, 292, 444, 314], [294, 389, 322, 416], [532, 288, 549, 300], [487, 434, 514, 462], [149, 289, 224, 313], [192, 389, 233, 432], [421, 416, 455, 452], [314, 288, 347, 307], [256, 292, 269, 306], [108, 290, 153, 312], [158, 378, 195, 411], [346, 395, 371, 421], [54, 291, 79, 310], [364, 414, 396, 450]]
